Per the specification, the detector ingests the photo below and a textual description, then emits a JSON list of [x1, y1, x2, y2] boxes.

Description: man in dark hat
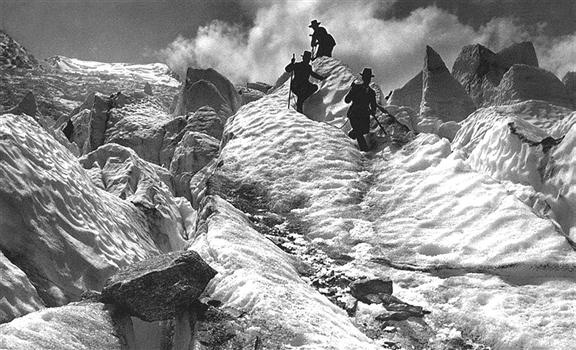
[[345, 67, 378, 151], [285, 50, 326, 113], [309, 20, 336, 59]]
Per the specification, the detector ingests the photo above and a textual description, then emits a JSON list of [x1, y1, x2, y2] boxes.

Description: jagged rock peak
[[0, 30, 39, 69], [420, 46, 475, 123], [451, 41, 566, 108], [424, 45, 448, 71], [497, 41, 539, 68]]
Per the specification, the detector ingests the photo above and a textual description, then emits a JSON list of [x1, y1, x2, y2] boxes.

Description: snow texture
[[217, 56, 576, 349], [189, 195, 379, 349], [0, 302, 121, 349], [0, 114, 163, 308]]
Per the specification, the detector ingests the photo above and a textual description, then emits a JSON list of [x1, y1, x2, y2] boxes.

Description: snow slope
[[47, 55, 180, 87], [217, 57, 576, 349], [190, 195, 379, 349]]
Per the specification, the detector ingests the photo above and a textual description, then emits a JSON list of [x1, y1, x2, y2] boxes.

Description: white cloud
[[157, 1, 574, 92]]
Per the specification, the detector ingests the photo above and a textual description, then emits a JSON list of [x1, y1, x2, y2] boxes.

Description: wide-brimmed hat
[[309, 20, 321, 28], [360, 67, 374, 77], [302, 50, 312, 59]]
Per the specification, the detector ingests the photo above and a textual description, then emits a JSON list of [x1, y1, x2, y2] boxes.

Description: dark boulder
[[101, 250, 217, 322]]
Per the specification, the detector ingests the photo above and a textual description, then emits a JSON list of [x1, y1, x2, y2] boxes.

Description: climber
[[285, 50, 326, 113], [345, 68, 378, 152], [309, 20, 336, 59]]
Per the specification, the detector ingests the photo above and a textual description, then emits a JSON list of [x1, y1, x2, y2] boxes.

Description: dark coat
[[285, 61, 324, 98], [311, 26, 336, 57], [345, 83, 377, 134]]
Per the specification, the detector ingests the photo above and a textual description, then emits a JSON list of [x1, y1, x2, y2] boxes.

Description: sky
[[2, 0, 576, 93]]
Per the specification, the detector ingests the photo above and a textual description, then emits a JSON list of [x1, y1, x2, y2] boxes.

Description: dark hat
[[309, 20, 321, 28], [302, 50, 312, 59], [360, 67, 374, 77]]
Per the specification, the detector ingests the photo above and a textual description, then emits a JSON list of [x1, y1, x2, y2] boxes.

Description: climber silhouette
[[285, 50, 326, 113], [345, 68, 378, 152], [309, 20, 336, 59]]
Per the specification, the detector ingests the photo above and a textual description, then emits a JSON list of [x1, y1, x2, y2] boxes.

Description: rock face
[[173, 67, 241, 117], [0, 302, 122, 350], [387, 71, 422, 112], [349, 278, 393, 304], [420, 46, 475, 122], [3, 91, 37, 117], [101, 251, 216, 322], [493, 64, 573, 108], [0, 30, 39, 69], [451, 41, 572, 108], [0, 114, 164, 307]]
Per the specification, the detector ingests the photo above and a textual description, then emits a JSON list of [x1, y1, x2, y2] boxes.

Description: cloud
[[157, 1, 574, 92]]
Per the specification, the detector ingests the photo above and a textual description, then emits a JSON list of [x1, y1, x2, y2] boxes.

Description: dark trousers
[[356, 132, 369, 151]]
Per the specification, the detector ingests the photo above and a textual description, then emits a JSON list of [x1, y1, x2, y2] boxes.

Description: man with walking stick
[[344, 67, 378, 151], [285, 50, 326, 113]]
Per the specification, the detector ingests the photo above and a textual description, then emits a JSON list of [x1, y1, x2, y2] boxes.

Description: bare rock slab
[[101, 251, 216, 322], [350, 277, 393, 304]]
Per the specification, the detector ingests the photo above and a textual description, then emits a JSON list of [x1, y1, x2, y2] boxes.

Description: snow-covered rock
[[80, 143, 187, 250], [189, 195, 379, 349], [0, 302, 122, 349], [0, 114, 164, 308], [104, 100, 176, 164], [420, 46, 475, 123], [170, 131, 220, 200]]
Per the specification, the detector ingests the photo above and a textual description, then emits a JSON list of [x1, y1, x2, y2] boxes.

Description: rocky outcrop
[[173, 67, 241, 117], [387, 71, 422, 112], [0, 302, 123, 349], [0, 30, 39, 69], [420, 46, 475, 122], [3, 90, 37, 117], [0, 114, 164, 308], [101, 251, 216, 322], [173, 79, 231, 116], [451, 41, 571, 108], [493, 64, 573, 108]]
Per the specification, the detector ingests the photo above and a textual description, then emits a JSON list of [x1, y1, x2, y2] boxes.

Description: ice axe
[[287, 53, 295, 109]]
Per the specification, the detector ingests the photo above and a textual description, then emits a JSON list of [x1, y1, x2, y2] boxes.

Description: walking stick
[[288, 54, 295, 109], [371, 114, 388, 136]]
